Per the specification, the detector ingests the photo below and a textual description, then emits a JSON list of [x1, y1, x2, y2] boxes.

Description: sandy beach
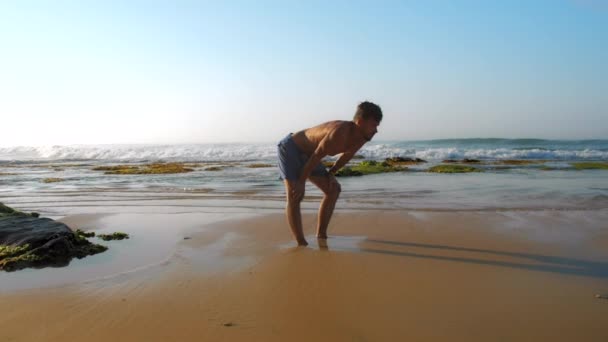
[[1, 208, 607, 341]]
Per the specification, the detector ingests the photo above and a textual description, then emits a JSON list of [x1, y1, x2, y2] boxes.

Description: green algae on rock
[[246, 163, 274, 168], [42, 178, 64, 183], [75, 229, 95, 238], [428, 165, 483, 173], [384, 157, 427, 166], [0, 244, 32, 259], [1, 203, 108, 271], [97, 232, 130, 241], [335, 160, 406, 177], [93, 163, 194, 175], [571, 162, 608, 170], [334, 167, 363, 177], [0, 203, 38, 219], [204, 166, 224, 171]]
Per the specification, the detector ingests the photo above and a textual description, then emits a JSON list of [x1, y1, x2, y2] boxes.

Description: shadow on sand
[[317, 237, 608, 279]]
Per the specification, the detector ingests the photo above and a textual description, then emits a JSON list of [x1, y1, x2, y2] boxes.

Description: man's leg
[[309, 175, 341, 239], [284, 180, 307, 246]]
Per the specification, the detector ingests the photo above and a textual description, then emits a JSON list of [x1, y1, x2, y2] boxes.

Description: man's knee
[[287, 191, 303, 204], [326, 183, 341, 198]]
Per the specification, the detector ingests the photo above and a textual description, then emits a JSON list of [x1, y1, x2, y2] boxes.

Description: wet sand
[[1, 209, 608, 341]]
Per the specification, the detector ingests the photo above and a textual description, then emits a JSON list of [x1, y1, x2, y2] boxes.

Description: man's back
[[291, 120, 357, 157]]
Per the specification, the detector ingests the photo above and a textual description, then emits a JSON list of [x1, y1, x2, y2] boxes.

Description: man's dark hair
[[353, 101, 382, 123]]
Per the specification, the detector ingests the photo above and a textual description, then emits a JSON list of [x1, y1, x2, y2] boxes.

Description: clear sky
[[1, 0, 606, 146]]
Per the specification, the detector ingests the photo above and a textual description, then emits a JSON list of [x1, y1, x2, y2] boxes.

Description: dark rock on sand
[[1, 203, 107, 272]]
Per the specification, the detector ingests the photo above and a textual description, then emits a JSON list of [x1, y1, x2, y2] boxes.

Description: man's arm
[[297, 125, 347, 183], [297, 136, 329, 184], [328, 151, 355, 175]]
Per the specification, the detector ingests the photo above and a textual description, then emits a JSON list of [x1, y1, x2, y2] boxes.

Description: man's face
[[361, 118, 380, 141]]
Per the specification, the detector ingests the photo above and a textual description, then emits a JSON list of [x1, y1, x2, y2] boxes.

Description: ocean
[[1, 138, 607, 216]]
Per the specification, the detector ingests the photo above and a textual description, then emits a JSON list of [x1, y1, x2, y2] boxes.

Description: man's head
[[353, 101, 382, 141]]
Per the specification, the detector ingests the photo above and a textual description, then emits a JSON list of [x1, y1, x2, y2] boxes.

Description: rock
[[223, 322, 235, 327], [183, 236, 192, 240], [384, 157, 427, 166], [1, 204, 108, 271], [335, 160, 407, 177], [92, 163, 194, 174], [428, 165, 483, 173], [571, 162, 608, 170], [442, 159, 480, 164], [246, 163, 273, 168]]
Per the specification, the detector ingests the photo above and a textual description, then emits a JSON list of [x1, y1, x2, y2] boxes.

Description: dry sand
[[1, 209, 608, 341]]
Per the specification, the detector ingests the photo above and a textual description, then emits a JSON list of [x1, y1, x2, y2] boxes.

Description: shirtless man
[[277, 101, 383, 246]]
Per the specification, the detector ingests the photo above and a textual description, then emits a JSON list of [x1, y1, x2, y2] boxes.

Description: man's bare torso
[[291, 120, 364, 157]]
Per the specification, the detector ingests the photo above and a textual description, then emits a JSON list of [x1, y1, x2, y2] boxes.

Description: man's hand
[[291, 180, 305, 202]]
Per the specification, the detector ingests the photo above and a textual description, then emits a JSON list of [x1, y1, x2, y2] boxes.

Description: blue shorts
[[277, 133, 329, 181]]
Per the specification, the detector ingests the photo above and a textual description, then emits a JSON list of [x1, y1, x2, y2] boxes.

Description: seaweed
[[93, 163, 194, 174], [335, 160, 406, 177], [428, 164, 483, 173], [246, 163, 273, 168], [97, 232, 130, 241], [571, 162, 608, 170], [42, 178, 64, 183]]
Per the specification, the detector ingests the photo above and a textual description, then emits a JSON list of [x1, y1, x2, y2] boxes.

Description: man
[[277, 101, 382, 246]]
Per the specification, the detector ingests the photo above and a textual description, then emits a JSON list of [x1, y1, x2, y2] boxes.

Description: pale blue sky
[[1, 0, 606, 146]]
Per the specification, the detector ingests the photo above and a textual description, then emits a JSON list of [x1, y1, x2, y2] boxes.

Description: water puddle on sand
[[279, 235, 368, 252], [176, 231, 258, 274], [0, 212, 247, 293]]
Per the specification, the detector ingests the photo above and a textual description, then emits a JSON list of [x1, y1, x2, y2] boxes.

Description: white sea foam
[[1, 142, 607, 162]]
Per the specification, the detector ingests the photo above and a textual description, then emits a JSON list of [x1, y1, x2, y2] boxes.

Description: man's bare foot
[[317, 238, 328, 250], [316, 234, 328, 239], [297, 239, 309, 246]]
